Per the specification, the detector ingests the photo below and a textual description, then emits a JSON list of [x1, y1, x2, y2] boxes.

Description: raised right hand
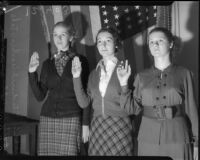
[[29, 52, 39, 73], [71, 56, 82, 78]]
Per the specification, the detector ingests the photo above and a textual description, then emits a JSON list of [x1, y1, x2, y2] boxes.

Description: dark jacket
[[28, 52, 90, 125]]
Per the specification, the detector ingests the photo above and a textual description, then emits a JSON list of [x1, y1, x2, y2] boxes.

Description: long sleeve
[[133, 74, 143, 115], [79, 55, 91, 125], [183, 70, 198, 146], [120, 85, 141, 115], [28, 62, 48, 101], [120, 73, 142, 115], [73, 77, 91, 108]]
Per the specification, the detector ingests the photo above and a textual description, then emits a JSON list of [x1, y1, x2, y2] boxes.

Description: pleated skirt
[[88, 115, 134, 156], [38, 116, 81, 155]]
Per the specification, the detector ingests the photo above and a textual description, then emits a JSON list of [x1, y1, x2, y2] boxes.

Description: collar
[[96, 56, 118, 71], [151, 63, 174, 74]]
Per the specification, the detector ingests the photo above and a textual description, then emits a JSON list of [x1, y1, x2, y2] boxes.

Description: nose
[[58, 35, 62, 40], [102, 41, 107, 47], [153, 41, 159, 46]]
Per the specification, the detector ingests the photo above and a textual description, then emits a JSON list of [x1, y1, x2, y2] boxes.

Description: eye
[[97, 40, 102, 44], [53, 33, 57, 37], [149, 41, 154, 45], [61, 33, 67, 37]]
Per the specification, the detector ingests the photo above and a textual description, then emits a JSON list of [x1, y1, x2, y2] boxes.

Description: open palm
[[116, 60, 131, 86], [72, 56, 82, 78]]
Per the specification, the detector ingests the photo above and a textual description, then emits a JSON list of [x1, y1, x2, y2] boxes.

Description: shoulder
[[42, 58, 52, 66], [137, 67, 153, 78], [173, 65, 193, 77]]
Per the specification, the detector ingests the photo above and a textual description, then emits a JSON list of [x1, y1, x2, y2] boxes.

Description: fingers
[[72, 56, 81, 67], [30, 52, 39, 63], [118, 60, 129, 71]]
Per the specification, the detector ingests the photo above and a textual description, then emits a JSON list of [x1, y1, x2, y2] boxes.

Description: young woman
[[134, 27, 198, 160], [28, 21, 89, 155], [71, 27, 140, 156]]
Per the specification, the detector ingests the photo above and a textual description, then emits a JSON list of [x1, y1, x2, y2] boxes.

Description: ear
[[170, 42, 174, 49], [69, 36, 74, 42]]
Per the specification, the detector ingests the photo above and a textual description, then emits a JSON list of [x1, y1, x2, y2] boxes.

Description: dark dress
[[133, 64, 198, 160]]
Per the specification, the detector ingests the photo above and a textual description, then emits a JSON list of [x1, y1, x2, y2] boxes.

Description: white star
[[113, 6, 118, 11], [153, 6, 157, 9], [117, 30, 121, 34], [103, 11, 108, 16], [138, 19, 143, 24], [135, 6, 140, 10], [154, 13, 157, 17], [146, 16, 149, 20], [127, 25, 132, 29], [115, 22, 119, 26], [101, 5, 106, 8], [126, 17, 131, 21], [124, 8, 129, 13], [137, 12, 141, 16], [104, 18, 109, 24], [114, 14, 119, 19]]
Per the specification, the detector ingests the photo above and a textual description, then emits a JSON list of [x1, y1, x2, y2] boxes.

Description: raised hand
[[29, 52, 39, 73], [116, 60, 131, 86], [71, 56, 82, 78]]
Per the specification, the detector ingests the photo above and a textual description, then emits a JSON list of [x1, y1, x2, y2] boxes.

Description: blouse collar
[[151, 63, 174, 73], [96, 56, 118, 71]]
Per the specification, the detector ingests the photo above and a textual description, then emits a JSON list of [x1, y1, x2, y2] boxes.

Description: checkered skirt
[[88, 115, 134, 156], [38, 116, 81, 155]]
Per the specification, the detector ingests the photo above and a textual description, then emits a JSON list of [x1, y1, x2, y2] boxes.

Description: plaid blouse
[[54, 51, 69, 76]]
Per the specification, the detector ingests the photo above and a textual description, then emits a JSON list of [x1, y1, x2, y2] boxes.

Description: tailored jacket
[[133, 64, 198, 146]]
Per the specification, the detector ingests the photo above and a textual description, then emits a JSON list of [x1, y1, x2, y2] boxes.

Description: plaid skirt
[[88, 115, 134, 156], [38, 116, 81, 155]]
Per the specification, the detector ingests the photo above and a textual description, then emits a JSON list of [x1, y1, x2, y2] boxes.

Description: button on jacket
[[133, 64, 198, 146]]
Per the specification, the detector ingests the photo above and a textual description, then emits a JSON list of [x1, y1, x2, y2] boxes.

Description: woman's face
[[96, 31, 115, 59], [53, 25, 72, 51], [148, 31, 172, 58]]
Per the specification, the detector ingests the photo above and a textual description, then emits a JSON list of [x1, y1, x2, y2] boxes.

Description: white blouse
[[98, 57, 118, 97]]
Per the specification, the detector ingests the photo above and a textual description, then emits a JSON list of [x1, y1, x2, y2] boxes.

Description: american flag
[[33, 5, 159, 73], [99, 5, 157, 40]]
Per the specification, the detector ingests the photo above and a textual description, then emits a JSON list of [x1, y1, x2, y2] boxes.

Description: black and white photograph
[[0, 1, 199, 160]]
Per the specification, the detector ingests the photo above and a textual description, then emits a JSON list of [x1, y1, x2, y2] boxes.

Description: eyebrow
[[97, 36, 113, 40]]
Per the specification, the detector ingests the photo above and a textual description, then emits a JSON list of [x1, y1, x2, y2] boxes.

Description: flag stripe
[[89, 6, 102, 44], [80, 6, 99, 70], [39, 6, 51, 42], [70, 5, 86, 56]]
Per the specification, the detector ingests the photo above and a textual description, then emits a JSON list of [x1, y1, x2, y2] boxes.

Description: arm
[[72, 56, 91, 108], [183, 70, 198, 147], [28, 61, 48, 101], [117, 60, 142, 115]]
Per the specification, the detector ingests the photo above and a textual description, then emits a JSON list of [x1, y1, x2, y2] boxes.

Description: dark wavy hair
[[147, 27, 180, 63], [95, 27, 122, 53]]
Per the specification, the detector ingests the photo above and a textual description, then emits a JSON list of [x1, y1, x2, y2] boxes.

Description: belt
[[143, 105, 183, 120]]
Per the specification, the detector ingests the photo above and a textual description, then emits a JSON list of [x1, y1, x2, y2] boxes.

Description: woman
[[71, 27, 140, 156], [134, 27, 198, 160], [28, 21, 89, 155]]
